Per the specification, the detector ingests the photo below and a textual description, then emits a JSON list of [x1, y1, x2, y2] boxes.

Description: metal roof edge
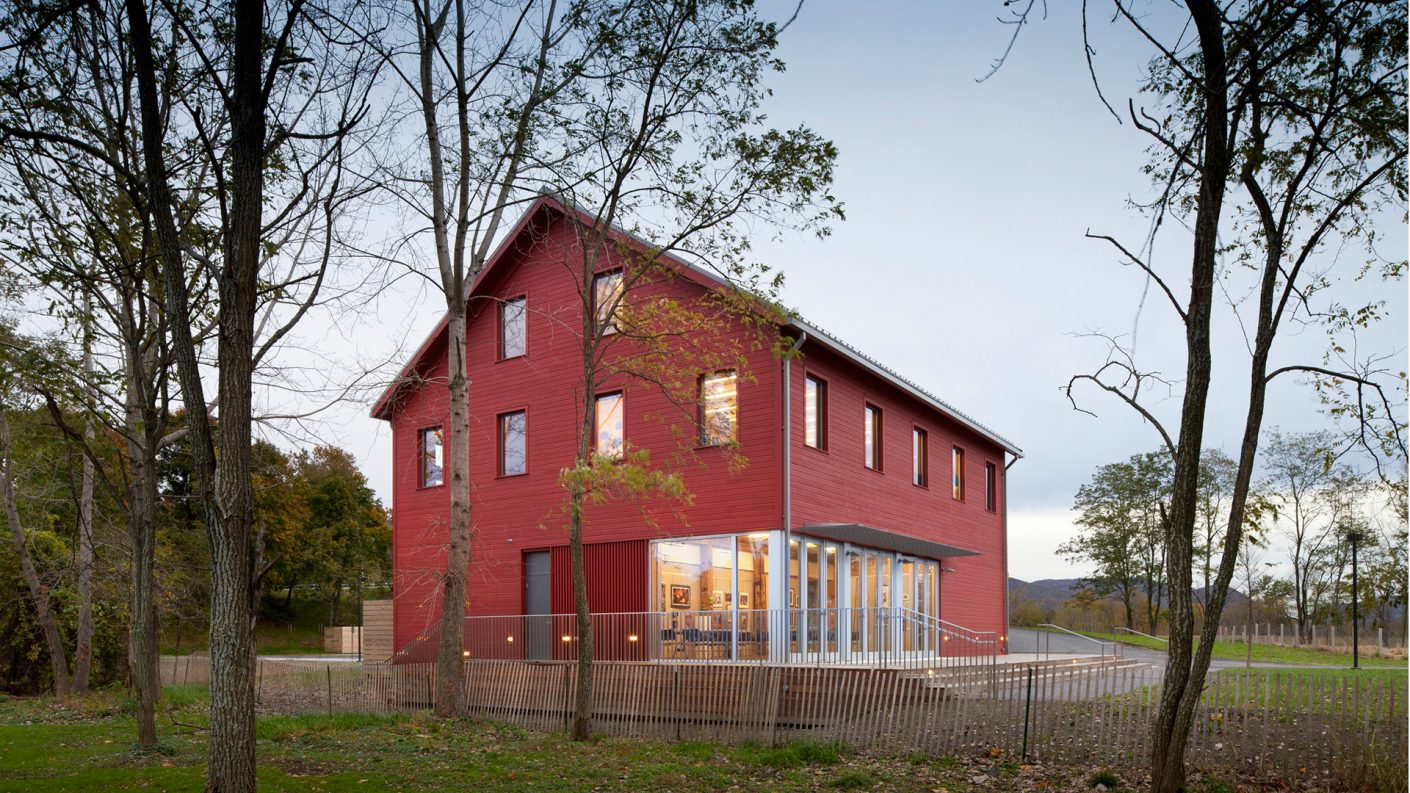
[[786, 317, 1023, 458]]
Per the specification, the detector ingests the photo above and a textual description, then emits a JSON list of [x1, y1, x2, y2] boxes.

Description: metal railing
[[1035, 623, 1122, 662], [394, 608, 997, 670], [1114, 627, 1168, 645]]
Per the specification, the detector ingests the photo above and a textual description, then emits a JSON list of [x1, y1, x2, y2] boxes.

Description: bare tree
[[0, 0, 204, 738], [1005, 2, 1409, 789], [121, 1, 379, 787], [373, 0, 585, 717], [1194, 448, 1236, 612], [548, 0, 840, 739], [1260, 429, 1364, 642]]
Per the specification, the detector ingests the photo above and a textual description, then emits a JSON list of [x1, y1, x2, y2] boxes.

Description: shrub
[[1087, 768, 1121, 788]]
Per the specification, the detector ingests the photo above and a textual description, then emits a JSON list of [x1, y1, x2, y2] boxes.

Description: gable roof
[[369, 195, 1023, 459]]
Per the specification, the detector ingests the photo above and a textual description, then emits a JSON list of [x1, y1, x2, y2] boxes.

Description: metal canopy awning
[[795, 523, 980, 560]]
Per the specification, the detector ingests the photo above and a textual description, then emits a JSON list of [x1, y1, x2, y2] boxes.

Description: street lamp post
[[1347, 530, 1363, 670]]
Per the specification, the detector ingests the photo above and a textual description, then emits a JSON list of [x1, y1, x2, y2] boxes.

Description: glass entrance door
[[899, 560, 916, 651]]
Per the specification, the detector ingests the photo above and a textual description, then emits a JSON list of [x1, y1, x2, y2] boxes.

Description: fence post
[[327, 665, 333, 715], [1377, 627, 1383, 656], [257, 661, 263, 705], [1330, 625, 1336, 649], [1021, 667, 1034, 762]]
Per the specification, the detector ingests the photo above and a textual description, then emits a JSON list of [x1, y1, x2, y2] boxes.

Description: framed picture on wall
[[711, 590, 724, 609], [739, 593, 749, 608], [670, 584, 690, 609]]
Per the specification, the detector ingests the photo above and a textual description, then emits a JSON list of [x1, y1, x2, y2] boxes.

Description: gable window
[[804, 374, 827, 449], [863, 403, 883, 470], [499, 296, 526, 359], [592, 270, 624, 334], [985, 462, 997, 512], [699, 370, 738, 446], [952, 447, 966, 500], [912, 427, 928, 487], [498, 411, 526, 476], [418, 426, 443, 487], [594, 391, 624, 458]]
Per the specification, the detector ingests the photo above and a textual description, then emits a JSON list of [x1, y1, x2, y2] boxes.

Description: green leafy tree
[[292, 446, 390, 624], [1060, 452, 1171, 632]]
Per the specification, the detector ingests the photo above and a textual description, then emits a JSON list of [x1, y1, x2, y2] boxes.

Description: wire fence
[[160, 654, 1406, 791]]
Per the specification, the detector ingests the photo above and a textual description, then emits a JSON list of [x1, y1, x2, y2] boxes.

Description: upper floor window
[[499, 296, 526, 359], [952, 447, 966, 500], [593, 270, 624, 334], [912, 427, 928, 487], [699, 370, 738, 446], [498, 411, 526, 476], [804, 374, 827, 449], [985, 461, 997, 512], [594, 391, 624, 459], [419, 426, 443, 487], [864, 403, 883, 471]]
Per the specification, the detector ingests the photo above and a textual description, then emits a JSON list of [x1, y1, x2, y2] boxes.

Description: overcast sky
[[295, 1, 1406, 583]]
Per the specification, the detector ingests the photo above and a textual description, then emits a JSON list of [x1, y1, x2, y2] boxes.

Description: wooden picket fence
[[158, 656, 1407, 792]]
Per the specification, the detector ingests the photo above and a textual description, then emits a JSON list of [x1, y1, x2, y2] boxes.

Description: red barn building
[[373, 196, 1022, 663]]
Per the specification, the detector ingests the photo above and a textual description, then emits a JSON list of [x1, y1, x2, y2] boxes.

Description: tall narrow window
[[499, 296, 526, 359], [592, 270, 624, 334], [912, 427, 928, 487], [498, 411, 526, 476], [985, 461, 997, 512], [804, 374, 827, 449], [594, 391, 624, 458], [418, 426, 443, 487], [699, 370, 738, 445], [952, 446, 966, 500], [864, 403, 883, 470]]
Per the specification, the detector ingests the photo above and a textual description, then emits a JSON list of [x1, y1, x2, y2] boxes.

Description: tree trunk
[[0, 411, 72, 700], [124, 365, 160, 746], [569, 484, 593, 741], [72, 326, 95, 694], [434, 309, 471, 717], [204, 0, 266, 786], [123, 0, 262, 786], [72, 423, 95, 694], [1148, 3, 1229, 791], [329, 577, 342, 627]]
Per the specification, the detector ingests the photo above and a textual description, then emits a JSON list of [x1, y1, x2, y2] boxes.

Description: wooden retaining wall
[[362, 600, 394, 663]]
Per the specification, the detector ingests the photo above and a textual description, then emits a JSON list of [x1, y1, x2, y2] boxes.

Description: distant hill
[[1007, 578, 1081, 610], [1008, 577, 1248, 611]]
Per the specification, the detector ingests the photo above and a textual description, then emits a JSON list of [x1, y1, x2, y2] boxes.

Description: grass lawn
[[1202, 667, 1407, 712], [1072, 629, 1408, 668], [0, 687, 1257, 793]]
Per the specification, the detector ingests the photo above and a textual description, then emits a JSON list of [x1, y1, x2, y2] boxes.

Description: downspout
[[1003, 452, 1021, 654]]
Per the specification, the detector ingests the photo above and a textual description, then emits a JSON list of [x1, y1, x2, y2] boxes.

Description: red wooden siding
[[789, 343, 1009, 650], [382, 197, 1013, 657], [386, 205, 781, 652], [547, 540, 648, 614]]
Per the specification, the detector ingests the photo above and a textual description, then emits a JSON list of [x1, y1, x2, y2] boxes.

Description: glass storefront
[[650, 530, 952, 662]]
